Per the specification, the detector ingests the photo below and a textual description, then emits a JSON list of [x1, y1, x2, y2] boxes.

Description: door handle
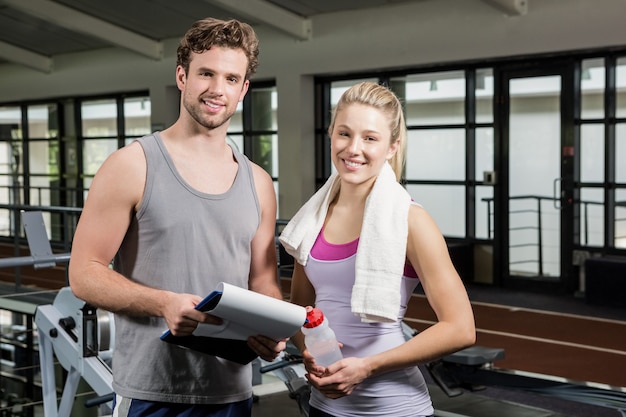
[[553, 177, 562, 209]]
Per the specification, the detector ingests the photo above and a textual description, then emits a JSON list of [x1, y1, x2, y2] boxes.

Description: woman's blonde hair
[[328, 82, 407, 181]]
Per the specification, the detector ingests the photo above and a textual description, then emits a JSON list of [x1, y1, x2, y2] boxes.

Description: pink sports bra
[[310, 226, 418, 278]]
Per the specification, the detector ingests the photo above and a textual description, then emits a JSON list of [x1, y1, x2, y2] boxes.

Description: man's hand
[[247, 335, 288, 362], [163, 292, 222, 336]]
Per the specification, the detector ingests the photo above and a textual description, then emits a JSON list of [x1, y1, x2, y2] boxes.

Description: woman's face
[[330, 103, 398, 186]]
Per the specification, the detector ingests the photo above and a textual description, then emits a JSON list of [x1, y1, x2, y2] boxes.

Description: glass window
[[476, 68, 494, 124], [402, 71, 465, 126], [579, 187, 604, 247], [405, 184, 465, 237], [0, 140, 23, 209], [249, 86, 278, 178], [251, 87, 278, 130], [251, 134, 278, 177], [27, 104, 58, 139], [476, 185, 494, 239], [406, 184, 465, 237], [0, 171, 14, 204], [82, 177, 93, 202], [616, 57, 626, 119], [0, 209, 10, 236], [508, 75, 561, 277], [475, 127, 494, 179], [26, 104, 61, 209], [82, 99, 118, 137], [124, 97, 151, 137], [0, 141, 21, 176], [509, 76, 561, 198], [29, 176, 55, 206], [0, 106, 22, 140], [580, 124, 604, 183], [617, 123, 626, 183], [29, 140, 59, 176], [508, 196, 560, 276], [82, 139, 118, 177], [581, 58, 605, 120], [616, 188, 626, 249], [539, 196, 560, 276], [405, 129, 465, 181]]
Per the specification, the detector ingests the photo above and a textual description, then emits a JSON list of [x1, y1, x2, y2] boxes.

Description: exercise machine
[[35, 287, 114, 417]]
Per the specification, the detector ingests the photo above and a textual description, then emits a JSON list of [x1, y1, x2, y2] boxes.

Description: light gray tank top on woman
[[111, 132, 260, 403]]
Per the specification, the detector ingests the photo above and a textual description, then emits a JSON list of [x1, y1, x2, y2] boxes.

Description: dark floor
[[251, 376, 626, 417], [461, 283, 626, 322]]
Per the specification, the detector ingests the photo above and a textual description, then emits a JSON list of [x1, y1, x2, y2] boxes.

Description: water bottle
[[301, 306, 343, 367]]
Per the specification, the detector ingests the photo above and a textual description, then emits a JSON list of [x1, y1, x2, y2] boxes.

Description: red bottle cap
[[303, 306, 324, 328]]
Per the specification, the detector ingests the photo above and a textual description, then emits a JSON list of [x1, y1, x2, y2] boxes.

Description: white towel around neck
[[279, 162, 412, 322]]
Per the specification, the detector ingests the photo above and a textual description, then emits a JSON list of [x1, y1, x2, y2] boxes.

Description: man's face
[[176, 46, 249, 131]]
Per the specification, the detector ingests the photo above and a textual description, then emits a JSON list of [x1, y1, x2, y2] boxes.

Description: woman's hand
[[301, 349, 327, 377], [305, 356, 371, 399]]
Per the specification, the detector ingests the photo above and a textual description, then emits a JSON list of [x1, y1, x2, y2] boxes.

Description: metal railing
[[0, 204, 80, 293], [481, 195, 625, 277], [0, 204, 81, 253]]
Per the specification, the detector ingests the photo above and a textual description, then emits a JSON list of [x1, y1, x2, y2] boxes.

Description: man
[[68, 18, 284, 417]]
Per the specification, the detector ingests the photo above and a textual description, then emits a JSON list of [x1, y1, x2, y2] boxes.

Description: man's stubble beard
[[183, 97, 234, 131]]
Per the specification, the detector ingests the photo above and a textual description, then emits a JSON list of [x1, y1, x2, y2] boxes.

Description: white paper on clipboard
[[187, 282, 307, 341]]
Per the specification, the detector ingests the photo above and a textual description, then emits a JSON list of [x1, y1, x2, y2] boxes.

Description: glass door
[[495, 65, 576, 291]]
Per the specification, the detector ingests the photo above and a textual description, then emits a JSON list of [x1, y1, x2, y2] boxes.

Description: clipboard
[[161, 282, 307, 364]]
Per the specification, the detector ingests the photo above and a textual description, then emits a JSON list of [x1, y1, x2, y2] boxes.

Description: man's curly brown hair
[[177, 18, 259, 80]]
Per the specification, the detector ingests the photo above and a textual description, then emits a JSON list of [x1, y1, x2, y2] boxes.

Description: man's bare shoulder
[[249, 162, 276, 212], [96, 141, 146, 178], [87, 141, 147, 208], [249, 161, 273, 184]]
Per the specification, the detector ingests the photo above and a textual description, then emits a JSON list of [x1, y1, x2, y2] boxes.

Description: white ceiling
[[0, 0, 527, 73]]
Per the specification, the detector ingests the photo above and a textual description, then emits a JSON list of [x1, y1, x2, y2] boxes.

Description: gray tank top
[[112, 132, 260, 403]]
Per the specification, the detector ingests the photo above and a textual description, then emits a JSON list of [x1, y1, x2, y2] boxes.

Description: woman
[[279, 81, 476, 417]]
